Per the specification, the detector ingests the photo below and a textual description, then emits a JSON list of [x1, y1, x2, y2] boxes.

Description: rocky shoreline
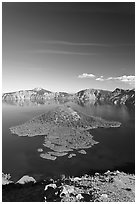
[[2, 170, 135, 202]]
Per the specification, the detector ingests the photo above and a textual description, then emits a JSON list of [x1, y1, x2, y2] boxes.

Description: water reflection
[[3, 98, 134, 123], [2, 98, 71, 107]]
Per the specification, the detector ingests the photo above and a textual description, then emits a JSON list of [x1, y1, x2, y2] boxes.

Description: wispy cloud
[[40, 40, 134, 47], [33, 49, 97, 56], [42, 40, 109, 47], [78, 73, 96, 78], [31, 40, 134, 57]]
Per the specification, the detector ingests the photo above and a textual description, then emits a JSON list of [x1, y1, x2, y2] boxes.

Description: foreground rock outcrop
[[10, 106, 121, 160], [2, 171, 135, 202]]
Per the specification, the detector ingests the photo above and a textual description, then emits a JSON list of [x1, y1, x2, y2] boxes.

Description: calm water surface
[[2, 102, 135, 181]]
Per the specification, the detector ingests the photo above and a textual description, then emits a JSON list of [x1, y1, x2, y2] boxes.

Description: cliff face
[[2, 87, 135, 106], [2, 88, 54, 101], [110, 88, 135, 105], [2, 88, 74, 104], [75, 89, 111, 104], [75, 88, 135, 106]]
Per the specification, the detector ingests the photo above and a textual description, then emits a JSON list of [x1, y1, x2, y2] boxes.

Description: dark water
[[2, 102, 135, 182]]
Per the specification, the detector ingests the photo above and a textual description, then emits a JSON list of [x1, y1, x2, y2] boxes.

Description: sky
[[2, 2, 135, 93]]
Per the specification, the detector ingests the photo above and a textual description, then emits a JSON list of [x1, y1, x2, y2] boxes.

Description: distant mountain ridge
[[2, 87, 135, 106]]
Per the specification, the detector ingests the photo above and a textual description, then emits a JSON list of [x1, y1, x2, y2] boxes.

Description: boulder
[[16, 175, 36, 184], [45, 183, 57, 191], [2, 173, 13, 185]]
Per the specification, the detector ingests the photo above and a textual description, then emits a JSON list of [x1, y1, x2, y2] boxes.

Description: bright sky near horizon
[[2, 2, 135, 93]]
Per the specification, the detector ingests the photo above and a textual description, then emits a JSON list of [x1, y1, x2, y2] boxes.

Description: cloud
[[106, 75, 135, 86], [117, 75, 135, 83], [78, 73, 96, 78], [96, 75, 104, 81], [78, 73, 135, 86], [107, 77, 113, 80], [96, 77, 104, 81]]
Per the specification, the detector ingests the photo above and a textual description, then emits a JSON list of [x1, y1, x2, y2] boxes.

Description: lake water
[[2, 101, 135, 182]]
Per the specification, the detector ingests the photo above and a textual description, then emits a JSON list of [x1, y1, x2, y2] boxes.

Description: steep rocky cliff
[[110, 88, 135, 105], [2, 88, 53, 101], [2, 88, 74, 104], [2, 87, 135, 106], [75, 89, 111, 104], [75, 88, 135, 106]]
